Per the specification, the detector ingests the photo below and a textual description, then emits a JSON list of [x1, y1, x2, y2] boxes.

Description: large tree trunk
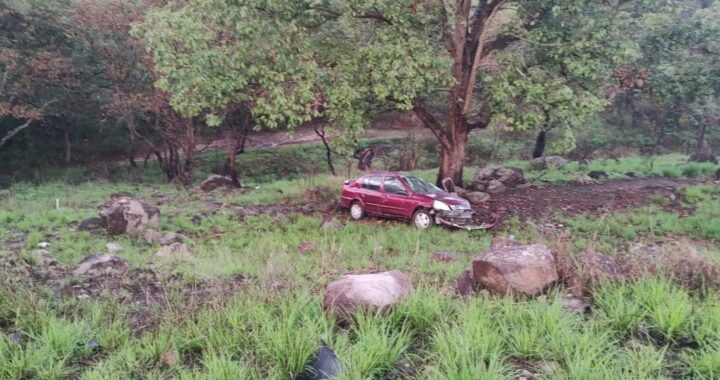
[[532, 130, 547, 158], [437, 133, 467, 187], [224, 133, 241, 187]]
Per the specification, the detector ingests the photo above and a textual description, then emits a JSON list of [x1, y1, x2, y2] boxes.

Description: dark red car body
[[341, 171, 479, 229]]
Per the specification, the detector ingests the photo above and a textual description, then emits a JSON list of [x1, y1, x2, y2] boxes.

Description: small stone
[[38, 242, 50, 249], [73, 255, 129, 276], [299, 241, 317, 253], [158, 232, 182, 246], [161, 351, 178, 366], [191, 214, 205, 225], [156, 243, 190, 258], [106, 242, 123, 253], [561, 294, 590, 314], [456, 269, 476, 297], [11, 332, 22, 345], [78, 217, 106, 232], [87, 339, 100, 350], [588, 170, 608, 179], [143, 229, 163, 244], [431, 251, 458, 263]]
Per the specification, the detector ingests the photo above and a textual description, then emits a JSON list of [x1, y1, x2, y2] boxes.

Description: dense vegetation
[[1, 0, 718, 186], [2, 1, 720, 379]]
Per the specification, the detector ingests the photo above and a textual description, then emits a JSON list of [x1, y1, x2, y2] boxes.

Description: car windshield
[[402, 176, 444, 194]]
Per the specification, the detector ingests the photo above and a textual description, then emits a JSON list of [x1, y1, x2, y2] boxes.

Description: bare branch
[[413, 101, 450, 147], [462, 0, 507, 116], [0, 99, 57, 148]]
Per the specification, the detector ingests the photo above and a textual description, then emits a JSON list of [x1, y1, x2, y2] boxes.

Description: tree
[[141, 0, 648, 186], [0, 1, 83, 151], [72, 0, 201, 185]]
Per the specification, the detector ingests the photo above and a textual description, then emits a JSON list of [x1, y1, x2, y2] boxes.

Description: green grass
[[2, 152, 720, 378]]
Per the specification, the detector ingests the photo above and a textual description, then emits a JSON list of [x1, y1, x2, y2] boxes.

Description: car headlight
[[432, 200, 451, 211], [452, 201, 471, 211]]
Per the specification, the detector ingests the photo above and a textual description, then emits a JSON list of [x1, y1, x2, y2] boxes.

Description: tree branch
[[0, 99, 57, 148], [462, 0, 507, 116], [413, 101, 450, 147]]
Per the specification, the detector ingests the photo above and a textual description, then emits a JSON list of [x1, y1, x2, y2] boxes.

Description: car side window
[[361, 176, 382, 191], [383, 177, 407, 195]]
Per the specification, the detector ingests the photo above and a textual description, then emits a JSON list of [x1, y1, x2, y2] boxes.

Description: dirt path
[[120, 125, 433, 165], [473, 177, 699, 225]]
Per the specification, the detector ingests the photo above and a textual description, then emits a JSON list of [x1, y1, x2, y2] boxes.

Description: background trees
[[0, 0, 718, 186], [140, 0, 654, 186]]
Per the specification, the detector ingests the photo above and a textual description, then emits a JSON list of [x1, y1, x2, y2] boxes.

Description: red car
[[341, 171, 479, 229]]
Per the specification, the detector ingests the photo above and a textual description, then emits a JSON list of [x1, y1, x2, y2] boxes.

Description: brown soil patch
[[474, 178, 699, 225]]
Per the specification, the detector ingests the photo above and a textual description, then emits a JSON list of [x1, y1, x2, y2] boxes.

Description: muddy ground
[[473, 177, 700, 226]]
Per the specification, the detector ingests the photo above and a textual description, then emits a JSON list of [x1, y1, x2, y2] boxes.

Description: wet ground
[[474, 177, 700, 225]]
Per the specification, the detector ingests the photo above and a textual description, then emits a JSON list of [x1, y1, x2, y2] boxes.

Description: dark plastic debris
[[87, 339, 100, 350], [11, 332, 22, 345], [295, 341, 341, 380]]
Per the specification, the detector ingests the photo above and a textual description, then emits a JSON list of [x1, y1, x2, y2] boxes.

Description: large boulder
[[473, 166, 525, 191], [99, 195, 160, 236], [531, 156, 567, 170], [472, 239, 558, 295], [323, 270, 413, 319]]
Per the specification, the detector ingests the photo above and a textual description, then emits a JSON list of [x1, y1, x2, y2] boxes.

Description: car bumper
[[432, 209, 488, 230]]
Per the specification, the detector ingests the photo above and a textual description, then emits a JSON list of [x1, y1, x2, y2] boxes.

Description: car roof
[[362, 171, 400, 177]]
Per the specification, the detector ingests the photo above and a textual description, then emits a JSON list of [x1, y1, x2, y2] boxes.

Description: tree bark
[[225, 132, 241, 187], [63, 129, 72, 163], [532, 130, 547, 158], [437, 129, 468, 187], [314, 125, 336, 176]]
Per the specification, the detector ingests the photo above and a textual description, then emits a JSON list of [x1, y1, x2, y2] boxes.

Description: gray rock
[[431, 251, 458, 263], [472, 242, 558, 295], [199, 175, 237, 192], [561, 294, 590, 314], [296, 342, 341, 380], [495, 167, 525, 187], [158, 232, 182, 246], [323, 270, 414, 320], [73, 254, 128, 276], [156, 243, 190, 258], [456, 269, 476, 297], [486, 180, 506, 195], [99, 195, 160, 236], [475, 167, 497, 182], [463, 191, 490, 204], [531, 156, 567, 170], [106, 242, 123, 253], [143, 229, 164, 244], [78, 217, 106, 232]]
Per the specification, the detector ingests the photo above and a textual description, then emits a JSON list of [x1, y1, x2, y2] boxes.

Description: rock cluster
[[461, 166, 525, 204]]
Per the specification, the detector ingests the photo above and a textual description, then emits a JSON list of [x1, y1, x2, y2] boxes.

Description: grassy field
[[1, 150, 720, 379]]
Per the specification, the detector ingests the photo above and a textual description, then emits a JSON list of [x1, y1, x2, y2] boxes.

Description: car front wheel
[[350, 201, 364, 220], [412, 209, 433, 229]]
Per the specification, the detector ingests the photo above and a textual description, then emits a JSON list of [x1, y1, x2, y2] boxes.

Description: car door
[[381, 175, 414, 218], [359, 175, 384, 215]]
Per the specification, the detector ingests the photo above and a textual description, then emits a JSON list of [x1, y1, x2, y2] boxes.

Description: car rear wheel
[[350, 201, 364, 220], [412, 209, 433, 229]]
